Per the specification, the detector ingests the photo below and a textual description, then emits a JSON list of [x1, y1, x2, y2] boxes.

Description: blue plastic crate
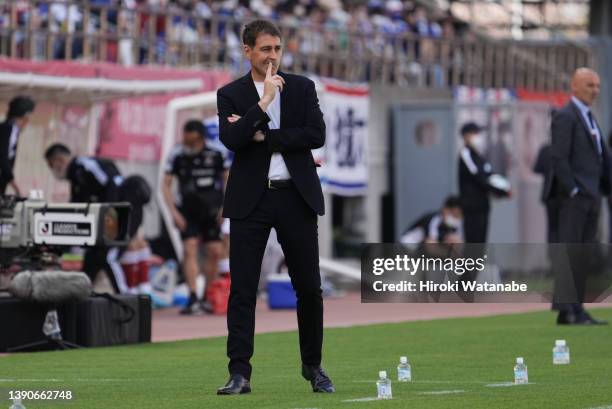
[[267, 274, 297, 309]]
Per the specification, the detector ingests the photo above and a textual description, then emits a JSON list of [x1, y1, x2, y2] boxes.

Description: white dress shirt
[[253, 81, 291, 180]]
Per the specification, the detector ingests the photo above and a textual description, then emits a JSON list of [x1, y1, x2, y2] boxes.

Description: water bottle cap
[[516, 357, 524, 364], [400, 356, 407, 364], [555, 339, 566, 346], [379, 370, 387, 379]]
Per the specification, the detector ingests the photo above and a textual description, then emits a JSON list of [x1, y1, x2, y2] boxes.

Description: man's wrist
[[258, 98, 271, 112]]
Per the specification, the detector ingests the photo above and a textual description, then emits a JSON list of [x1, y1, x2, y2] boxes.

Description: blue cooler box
[[267, 274, 297, 309]]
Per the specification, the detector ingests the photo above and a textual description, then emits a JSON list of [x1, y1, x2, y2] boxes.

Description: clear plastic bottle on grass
[[553, 340, 570, 365], [10, 398, 26, 409], [377, 370, 392, 399], [514, 357, 528, 384], [397, 356, 412, 382]]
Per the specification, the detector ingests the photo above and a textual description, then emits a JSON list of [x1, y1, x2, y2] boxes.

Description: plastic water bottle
[[376, 370, 392, 399], [10, 398, 26, 409], [397, 356, 412, 382], [514, 357, 528, 384], [553, 340, 570, 365]]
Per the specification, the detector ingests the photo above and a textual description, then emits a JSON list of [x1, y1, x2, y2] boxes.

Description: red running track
[[152, 293, 612, 342]]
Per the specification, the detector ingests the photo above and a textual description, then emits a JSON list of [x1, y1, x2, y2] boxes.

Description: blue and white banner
[[318, 81, 369, 196], [202, 115, 233, 168]]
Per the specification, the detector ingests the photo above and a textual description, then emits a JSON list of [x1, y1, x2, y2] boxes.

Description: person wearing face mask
[[0, 96, 36, 197], [458, 122, 511, 244], [44, 143, 129, 294], [162, 119, 228, 316], [400, 196, 464, 247]]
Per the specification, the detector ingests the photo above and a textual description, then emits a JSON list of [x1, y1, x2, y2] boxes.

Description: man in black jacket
[[458, 122, 510, 243], [216, 19, 334, 395], [45, 143, 127, 293], [546, 68, 609, 325], [45, 143, 122, 203], [0, 96, 35, 196]]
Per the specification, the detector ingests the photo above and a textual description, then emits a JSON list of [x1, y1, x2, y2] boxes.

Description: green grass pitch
[[1, 308, 611, 408]]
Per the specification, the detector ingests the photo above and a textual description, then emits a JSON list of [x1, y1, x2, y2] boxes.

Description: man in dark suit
[[546, 68, 609, 325], [0, 96, 35, 196], [215, 20, 334, 395]]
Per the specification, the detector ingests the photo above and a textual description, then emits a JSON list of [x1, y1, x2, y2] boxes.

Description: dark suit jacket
[[217, 71, 325, 219], [0, 120, 16, 192], [66, 156, 122, 203], [533, 144, 553, 203], [545, 101, 611, 200]]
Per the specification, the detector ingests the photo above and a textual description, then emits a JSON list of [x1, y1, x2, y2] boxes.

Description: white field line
[[582, 406, 612, 409], [343, 397, 379, 402], [418, 389, 465, 395]]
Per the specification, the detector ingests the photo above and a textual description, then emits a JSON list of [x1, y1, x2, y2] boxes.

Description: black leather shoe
[[217, 374, 251, 395], [301, 364, 335, 393], [557, 311, 575, 325], [580, 311, 609, 325]]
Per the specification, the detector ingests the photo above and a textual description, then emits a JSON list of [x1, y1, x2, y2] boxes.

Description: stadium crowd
[[2, 0, 465, 84]]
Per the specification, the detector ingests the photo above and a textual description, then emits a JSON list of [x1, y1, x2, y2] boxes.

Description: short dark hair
[[183, 120, 206, 138], [242, 19, 282, 48], [443, 196, 462, 210], [460, 122, 482, 137], [7, 96, 35, 119], [44, 143, 71, 161]]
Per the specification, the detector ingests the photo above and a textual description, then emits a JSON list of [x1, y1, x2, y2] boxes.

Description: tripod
[[7, 308, 81, 352]]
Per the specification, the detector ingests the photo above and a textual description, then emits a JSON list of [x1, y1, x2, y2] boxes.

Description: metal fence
[[0, 1, 595, 90]]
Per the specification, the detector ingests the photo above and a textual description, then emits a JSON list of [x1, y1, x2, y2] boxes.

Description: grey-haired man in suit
[[546, 68, 609, 325]]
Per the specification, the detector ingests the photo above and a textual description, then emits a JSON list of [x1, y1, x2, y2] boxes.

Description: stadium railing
[[0, 1, 594, 91]]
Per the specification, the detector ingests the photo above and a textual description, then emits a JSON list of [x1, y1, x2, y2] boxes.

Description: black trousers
[[227, 186, 323, 379], [552, 194, 600, 313], [545, 200, 561, 244], [0, 179, 8, 196], [463, 210, 489, 243]]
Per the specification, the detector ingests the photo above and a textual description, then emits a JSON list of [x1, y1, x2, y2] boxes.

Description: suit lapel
[[570, 102, 599, 156], [240, 72, 263, 112], [278, 71, 290, 128]]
